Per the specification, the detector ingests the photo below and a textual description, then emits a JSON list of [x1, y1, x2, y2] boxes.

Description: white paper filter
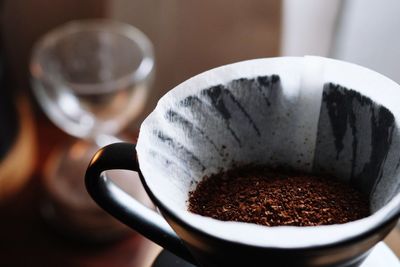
[[136, 56, 400, 248]]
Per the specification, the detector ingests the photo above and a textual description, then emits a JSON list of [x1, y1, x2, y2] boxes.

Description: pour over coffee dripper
[[85, 57, 400, 267]]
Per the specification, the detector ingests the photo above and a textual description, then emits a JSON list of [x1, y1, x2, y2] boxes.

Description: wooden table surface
[[0, 109, 161, 267]]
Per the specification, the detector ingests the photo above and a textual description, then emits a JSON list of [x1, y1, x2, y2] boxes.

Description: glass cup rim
[[30, 19, 155, 94]]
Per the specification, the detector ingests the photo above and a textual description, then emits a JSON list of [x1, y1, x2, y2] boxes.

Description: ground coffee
[[188, 166, 370, 226]]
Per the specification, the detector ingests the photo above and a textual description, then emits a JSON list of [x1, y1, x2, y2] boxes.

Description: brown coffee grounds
[[188, 166, 370, 226]]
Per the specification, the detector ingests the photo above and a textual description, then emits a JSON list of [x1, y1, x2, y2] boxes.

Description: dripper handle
[[85, 142, 195, 263]]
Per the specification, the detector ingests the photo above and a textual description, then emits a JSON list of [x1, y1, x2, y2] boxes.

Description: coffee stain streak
[[148, 149, 192, 181], [323, 84, 347, 160], [349, 100, 358, 180], [201, 85, 242, 146], [395, 155, 400, 171], [350, 98, 394, 195], [256, 75, 280, 107], [165, 109, 224, 157], [224, 85, 261, 136], [368, 108, 395, 196], [322, 83, 395, 195], [154, 130, 206, 171]]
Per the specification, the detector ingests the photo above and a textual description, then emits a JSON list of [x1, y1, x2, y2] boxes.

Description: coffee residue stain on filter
[[198, 86, 242, 146], [188, 166, 370, 227], [361, 104, 394, 193], [323, 84, 351, 160], [154, 130, 206, 171], [322, 83, 395, 194], [256, 75, 280, 107], [165, 109, 225, 157]]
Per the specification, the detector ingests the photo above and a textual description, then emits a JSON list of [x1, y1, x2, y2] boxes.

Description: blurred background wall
[[1, 0, 107, 92], [4, 0, 400, 115], [110, 0, 281, 121], [282, 0, 400, 85], [333, 0, 400, 84], [1, 0, 281, 123]]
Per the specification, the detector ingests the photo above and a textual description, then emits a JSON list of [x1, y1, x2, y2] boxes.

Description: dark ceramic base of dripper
[[150, 249, 365, 267], [151, 243, 400, 267], [152, 249, 197, 267]]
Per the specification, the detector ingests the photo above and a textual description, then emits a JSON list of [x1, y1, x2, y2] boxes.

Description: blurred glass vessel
[[31, 19, 154, 140], [30, 19, 154, 241]]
